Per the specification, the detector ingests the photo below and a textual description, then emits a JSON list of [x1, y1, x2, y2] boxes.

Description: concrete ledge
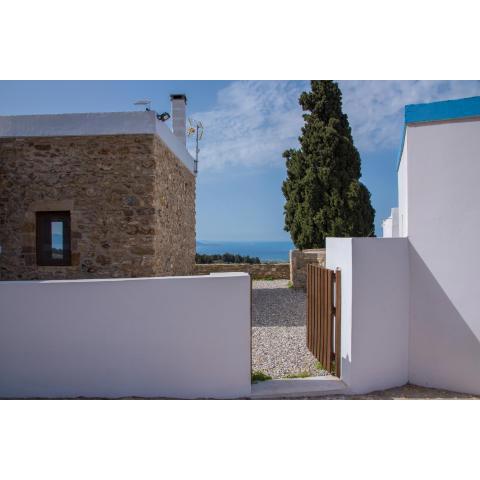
[[249, 375, 347, 399]]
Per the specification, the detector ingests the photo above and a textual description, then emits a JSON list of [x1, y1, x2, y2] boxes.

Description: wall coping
[[196, 262, 289, 265], [290, 248, 325, 253], [0, 273, 249, 285]]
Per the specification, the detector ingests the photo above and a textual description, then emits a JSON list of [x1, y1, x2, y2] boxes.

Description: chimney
[[170, 94, 187, 145]]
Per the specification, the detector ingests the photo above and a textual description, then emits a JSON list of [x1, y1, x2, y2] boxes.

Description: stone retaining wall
[[195, 263, 290, 280], [290, 249, 326, 289]]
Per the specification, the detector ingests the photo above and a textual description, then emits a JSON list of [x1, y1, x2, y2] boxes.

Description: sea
[[196, 240, 294, 262]]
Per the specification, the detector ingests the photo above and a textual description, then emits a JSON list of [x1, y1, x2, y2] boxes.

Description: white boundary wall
[[327, 238, 409, 394], [407, 119, 480, 394], [0, 273, 251, 398]]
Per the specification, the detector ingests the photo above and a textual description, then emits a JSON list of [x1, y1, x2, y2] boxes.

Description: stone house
[[0, 94, 196, 280]]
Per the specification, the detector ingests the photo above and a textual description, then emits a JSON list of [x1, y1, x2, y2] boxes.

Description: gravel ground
[[252, 279, 328, 378]]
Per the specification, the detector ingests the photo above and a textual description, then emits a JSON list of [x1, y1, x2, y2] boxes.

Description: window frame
[[35, 211, 72, 266]]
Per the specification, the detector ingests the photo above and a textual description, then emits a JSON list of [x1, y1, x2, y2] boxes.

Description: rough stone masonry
[[290, 249, 326, 289], [0, 134, 196, 280]]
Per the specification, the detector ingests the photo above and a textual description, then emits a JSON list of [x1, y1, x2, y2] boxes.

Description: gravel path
[[252, 279, 328, 378]]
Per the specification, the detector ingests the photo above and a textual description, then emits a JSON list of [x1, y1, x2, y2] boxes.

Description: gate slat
[[319, 267, 324, 368], [327, 270, 335, 371], [323, 268, 327, 369], [310, 265, 314, 354], [335, 269, 342, 378], [326, 269, 332, 371], [318, 268, 325, 368], [312, 265, 315, 355], [318, 267, 323, 362], [307, 265, 313, 351], [324, 268, 329, 370], [313, 269, 320, 358], [316, 266, 319, 358], [306, 265, 309, 351], [311, 265, 315, 357]]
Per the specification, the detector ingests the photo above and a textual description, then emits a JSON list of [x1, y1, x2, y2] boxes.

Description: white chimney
[[170, 94, 187, 145]]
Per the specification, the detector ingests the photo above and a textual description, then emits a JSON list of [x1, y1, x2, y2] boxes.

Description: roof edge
[[0, 111, 195, 174], [405, 95, 480, 125], [396, 95, 480, 171]]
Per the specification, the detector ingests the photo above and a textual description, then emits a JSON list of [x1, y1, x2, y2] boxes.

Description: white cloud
[[339, 80, 480, 152], [189, 80, 307, 170], [191, 80, 480, 170]]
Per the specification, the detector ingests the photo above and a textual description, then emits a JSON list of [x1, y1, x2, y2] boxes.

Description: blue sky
[[1, 80, 479, 240]]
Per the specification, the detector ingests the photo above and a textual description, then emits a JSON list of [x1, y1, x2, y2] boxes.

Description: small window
[[36, 211, 71, 266]]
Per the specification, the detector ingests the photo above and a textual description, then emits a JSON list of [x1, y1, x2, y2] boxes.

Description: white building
[[382, 207, 399, 238], [328, 95, 480, 395]]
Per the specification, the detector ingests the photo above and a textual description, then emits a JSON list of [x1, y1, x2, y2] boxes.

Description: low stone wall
[[290, 249, 326, 289], [195, 263, 290, 280]]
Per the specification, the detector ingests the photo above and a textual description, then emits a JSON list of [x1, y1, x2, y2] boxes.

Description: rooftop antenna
[[187, 118, 204, 175], [134, 99, 152, 111]]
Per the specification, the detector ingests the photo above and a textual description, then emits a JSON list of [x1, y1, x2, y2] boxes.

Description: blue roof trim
[[396, 95, 480, 171], [405, 96, 480, 125]]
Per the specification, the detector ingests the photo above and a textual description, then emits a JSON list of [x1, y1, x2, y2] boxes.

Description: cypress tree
[[282, 80, 375, 249]]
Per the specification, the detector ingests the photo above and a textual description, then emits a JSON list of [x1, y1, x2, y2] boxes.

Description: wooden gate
[[307, 265, 341, 377]]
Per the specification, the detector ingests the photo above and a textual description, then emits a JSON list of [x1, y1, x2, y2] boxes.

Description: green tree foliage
[[196, 253, 261, 264], [282, 81, 375, 249]]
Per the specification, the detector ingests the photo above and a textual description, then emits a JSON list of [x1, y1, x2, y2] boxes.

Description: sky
[[1, 80, 479, 241]]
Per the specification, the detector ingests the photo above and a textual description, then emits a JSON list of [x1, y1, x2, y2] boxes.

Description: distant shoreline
[[196, 240, 294, 262]]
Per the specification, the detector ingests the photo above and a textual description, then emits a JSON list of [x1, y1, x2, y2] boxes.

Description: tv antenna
[[133, 99, 152, 111], [187, 118, 204, 175]]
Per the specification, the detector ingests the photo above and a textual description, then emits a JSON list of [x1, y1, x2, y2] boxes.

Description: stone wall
[[195, 263, 290, 280], [290, 249, 326, 289], [152, 135, 196, 276], [0, 134, 195, 280]]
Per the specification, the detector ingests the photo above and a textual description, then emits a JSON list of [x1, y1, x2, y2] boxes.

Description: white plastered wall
[[398, 132, 408, 237], [0, 273, 251, 398], [407, 119, 480, 394], [327, 238, 409, 394], [382, 208, 399, 238], [391, 207, 399, 237], [382, 216, 393, 238], [325, 238, 353, 387]]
